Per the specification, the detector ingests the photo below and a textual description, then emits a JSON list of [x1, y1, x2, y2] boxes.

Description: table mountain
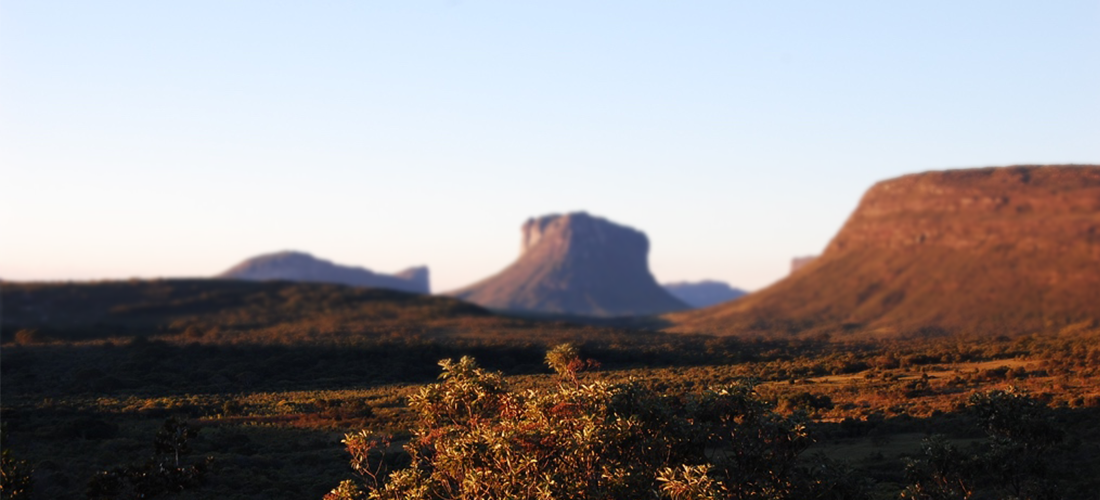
[[449, 212, 689, 317], [218, 251, 429, 294], [663, 281, 747, 308], [666, 165, 1100, 338]]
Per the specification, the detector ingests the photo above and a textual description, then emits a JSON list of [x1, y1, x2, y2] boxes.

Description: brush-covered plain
[[3, 281, 1100, 499]]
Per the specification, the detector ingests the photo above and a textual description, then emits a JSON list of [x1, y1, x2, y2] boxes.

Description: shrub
[[87, 417, 213, 499], [1, 423, 33, 499], [325, 345, 866, 500], [900, 435, 977, 500], [902, 387, 1064, 500], [779, 392, 834, 414], [13, 329, 47, 345]]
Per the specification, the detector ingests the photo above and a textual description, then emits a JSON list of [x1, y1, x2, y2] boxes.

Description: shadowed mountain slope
[[663, 281, 747, 308], [665, 165, 1100, 338], [450, 212, 689, 317], [0, 279, 489, 344], [218, 251, 429, 294]]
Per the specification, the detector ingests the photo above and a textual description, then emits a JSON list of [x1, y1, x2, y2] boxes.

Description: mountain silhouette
[[218, 251, 429, 294], [663, 281, 747, 308], [450, 212, 689, 317]]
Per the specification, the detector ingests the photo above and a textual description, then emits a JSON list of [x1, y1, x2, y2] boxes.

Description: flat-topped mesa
[[451, 212, 689, 317], [828, 166, 1100, 253], [218, 251, 430, 294], [665, 165, 1100, 338]]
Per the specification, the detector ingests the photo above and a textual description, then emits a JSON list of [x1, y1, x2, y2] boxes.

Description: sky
[[2, 1, 1098, 292]]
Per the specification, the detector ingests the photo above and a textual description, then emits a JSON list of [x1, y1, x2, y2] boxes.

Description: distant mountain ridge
[[666, 165, 1100, 338], [218, 251, 429, 294], [0, 279, 484, 345], [663, 281, 747, 308], [450, 212, 689, 317]]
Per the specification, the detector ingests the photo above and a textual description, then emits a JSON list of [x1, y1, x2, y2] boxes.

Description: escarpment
[[665, 165, 1100, 338]]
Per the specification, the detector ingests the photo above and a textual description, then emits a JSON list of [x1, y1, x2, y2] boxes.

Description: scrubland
[[3, 281, 1100, 498]]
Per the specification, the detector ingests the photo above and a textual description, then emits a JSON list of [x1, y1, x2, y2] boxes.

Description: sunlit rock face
[[450, 212, 689, 317], [666, 165, 1100, 338], [218, 251, 429, 294]]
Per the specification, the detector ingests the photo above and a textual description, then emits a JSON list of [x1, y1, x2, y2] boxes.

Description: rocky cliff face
[[663, 281, 747, 309], [450, 212, 689, 317], [666, 165, 1100, 338], [218, 251, 429, 294]]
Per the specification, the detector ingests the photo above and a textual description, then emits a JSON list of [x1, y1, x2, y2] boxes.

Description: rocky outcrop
[[663, 281, 747, 309], [218, 251, 429, 294], [666, 165, 1100, 338], [450, 212, 689, 317]]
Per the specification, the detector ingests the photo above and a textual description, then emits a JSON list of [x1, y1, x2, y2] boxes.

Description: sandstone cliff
[[665, 165, 1100, 338], [450, 212, 689, 317], [218, 251, 429, 294], [663, 281, 747, 308]]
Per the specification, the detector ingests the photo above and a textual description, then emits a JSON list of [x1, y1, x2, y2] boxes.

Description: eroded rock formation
[[450, 212, 688, 317]]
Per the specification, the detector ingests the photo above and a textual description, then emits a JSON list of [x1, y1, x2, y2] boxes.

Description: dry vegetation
[[3, 280, 1100, 499]]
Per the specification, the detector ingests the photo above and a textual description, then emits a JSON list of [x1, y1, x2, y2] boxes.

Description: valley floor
[[5, 337, 1100, 499]]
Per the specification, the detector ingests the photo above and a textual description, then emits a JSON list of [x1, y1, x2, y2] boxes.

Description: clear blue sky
[[2, 1, 1098, 292]]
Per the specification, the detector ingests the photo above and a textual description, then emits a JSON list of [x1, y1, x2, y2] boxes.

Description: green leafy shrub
[[326, 345, 866, 500]]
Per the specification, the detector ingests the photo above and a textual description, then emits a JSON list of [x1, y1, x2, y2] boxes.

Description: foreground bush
[[326, 345, 866, 500]]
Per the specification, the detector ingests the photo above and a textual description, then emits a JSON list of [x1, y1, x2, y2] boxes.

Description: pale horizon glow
[[2, 2, 1098, 292]]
